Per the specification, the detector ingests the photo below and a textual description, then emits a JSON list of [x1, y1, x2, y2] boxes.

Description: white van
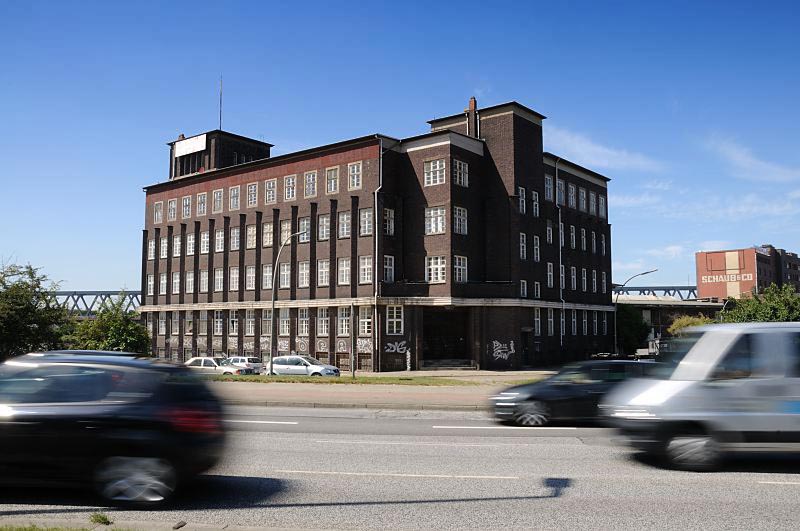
[[602, 322, 800, 470]]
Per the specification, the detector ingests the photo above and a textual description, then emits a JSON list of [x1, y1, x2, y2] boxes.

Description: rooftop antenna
[[218, 75, 223, 130]]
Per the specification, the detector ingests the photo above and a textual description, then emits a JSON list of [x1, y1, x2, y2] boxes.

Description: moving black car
[[0, 351, 226, 505], [490, 360, 654, 426]]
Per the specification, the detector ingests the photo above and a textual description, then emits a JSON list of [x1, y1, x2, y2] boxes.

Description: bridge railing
[[612, 285, 698, 300], [54, 291, 142, 317]]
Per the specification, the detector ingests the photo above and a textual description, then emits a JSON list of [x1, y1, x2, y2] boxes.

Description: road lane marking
[[313, 439, 536, 448], [276, 470, 519, 480], [758, 481, 800, 486], [432, 425, 577, 430], [226, 420, 299, 425]]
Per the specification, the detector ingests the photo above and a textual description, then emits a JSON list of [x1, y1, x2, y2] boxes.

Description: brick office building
[[696, 244, 800, 300], [139, 98, 614, 370]]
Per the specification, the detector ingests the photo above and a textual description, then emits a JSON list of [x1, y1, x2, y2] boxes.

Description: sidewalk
[[210, 370, 553, 411]]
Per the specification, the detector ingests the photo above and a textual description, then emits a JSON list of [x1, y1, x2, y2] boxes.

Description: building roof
[[427, 101, 547, 125], [167, 129, 274, 148], [543, 152, 611, 182]]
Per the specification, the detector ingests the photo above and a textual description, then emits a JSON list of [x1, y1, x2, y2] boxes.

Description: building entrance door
[[421, 307, 471, 368]]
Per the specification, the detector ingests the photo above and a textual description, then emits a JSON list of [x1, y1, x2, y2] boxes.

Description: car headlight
[[489, 391, 530, 404], [607, 406, 658, 419]]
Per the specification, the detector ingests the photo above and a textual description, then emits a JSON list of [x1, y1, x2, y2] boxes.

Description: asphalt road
[[3, 406, 800, 530]]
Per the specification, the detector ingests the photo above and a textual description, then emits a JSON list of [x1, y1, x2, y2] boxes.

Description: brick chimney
[[465, 96, 478, 138]]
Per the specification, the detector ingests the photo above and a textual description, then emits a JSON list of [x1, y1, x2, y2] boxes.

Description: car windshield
[[550, 364, 595, 383], [651, 332, 704, 379], [300, 356, 321, 366]]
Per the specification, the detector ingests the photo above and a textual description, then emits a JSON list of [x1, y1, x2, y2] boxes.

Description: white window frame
[[317, 259, 330, 287], [589, 191, 597, 215], [298, 217, 311, 243], [279, 308, 290, 336], [556, 179, 564, 205], [547, 308, 554, 336], [424, 159, 446, 186], [298, 261, 310, 288], [454, 159, 469, 187], [348, 161, 362, 190], [318, 214, 330, 241], [173, 235, 181, 257], [167, 198, 177, 221], [298, 308, 310, 337], [547, 262, 554, 288], [147, 274, 154, 296], [453, 206, 468, 235], [592, 270, 597, 293], [534, 281, 541, 299], [453, 255, 468, 283], [337, 257, 351, 285], [196, 192, 207, 216], [279, 263, 291, 289], [358, 306, 372, 336], [317, 308, 329, 336], [247, 183, 258, 207], [337, 307, 351, 337], [148, 239, 155, 260], [212, 189, 223, 214], [568, 184, 576, 209], [304, 171, 317, 198], [154, 201, 163, 224], [280, 220, 291, 245], [534, 308, 541, 336], [338, 211, 351, 239], [425, 206, 446, 235], [160, 237, 168, 259], [518, 186, 526, 214], [246, 225, 256, 249], [359, 208, 373, 236], [520, 279, 527, 298], [571, 267, 577, 290], [200, 270, 209, 293], [215, 229, 225, 253], [186, 233, 195, 256], [425, 256, 446, 284], [245, 265, 256, 290], [532, 191, 540, 217], [383, 208, 395, 236], [386, 305, 403, 335], [579, 188, 587, 211], [383, 255, 395, 283], [519, 233, 527, 260], [545, 175, 553, 201], [246, 309, 256, 336], [599, 195, 607, 218], [284, 175, 296, 202], [533, 236, 540, 262], [265, 179, 277, 204], [582, 268, 587, 292], [263, 222, 274, 247], [182, 196, 191, 219], [214, 268, 223, 292], [185, 271, 194, 294], [230, 227, 240, 251], [262, 264, 273, 289], [359, 256, 373, 284], [581, 228, 586, 251], [200, 231, 209, 254], [229, 266, 239, 291], [326, 167, 339, 194]]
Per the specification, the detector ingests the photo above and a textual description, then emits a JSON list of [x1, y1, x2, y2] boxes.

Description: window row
[[533, 308, 609, 337], [543, 263, 608, 293], [535, 178, 608, 219], [541, 222, 607, 256], [423, 159, 469, 188]]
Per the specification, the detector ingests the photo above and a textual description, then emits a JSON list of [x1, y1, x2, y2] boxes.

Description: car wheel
[[95, 456, 176, 505], [311, 372, 322, 376], [514, 400, 551, 426], [664, 430, 720, 471]]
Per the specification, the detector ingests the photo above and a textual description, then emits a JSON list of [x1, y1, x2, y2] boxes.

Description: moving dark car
[[490, 360, 653, 426], [0, 351, 226, 505]]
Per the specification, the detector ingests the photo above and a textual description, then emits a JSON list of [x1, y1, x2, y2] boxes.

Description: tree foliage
[[0, 264, 73, 361], [67, 294, 150, 354], [718, 284, 800, 323], [616, 304, 650, 355], [667, 314, 714, 336]]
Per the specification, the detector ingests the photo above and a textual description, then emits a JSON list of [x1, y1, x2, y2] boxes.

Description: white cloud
[[697, 240, 732, 252], [545, 126, 664, 172], [705, 136, 800, 183], [612, 259, 647, 272], [656, 192, 800, 222], [609, 192, 660, 208], [646, 245, 685, 260], [642, 179, 673, 191]]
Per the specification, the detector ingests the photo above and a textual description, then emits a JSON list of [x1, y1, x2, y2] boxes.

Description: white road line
[[432, 425, 577, 430], [313, 439, 534, 448], [758, 481, 800, 486], [276, 470, 519, 480], [225, 419, 299, 425]]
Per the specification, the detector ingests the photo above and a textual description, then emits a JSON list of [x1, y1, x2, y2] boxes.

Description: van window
[[789, 334, 800, 377], [710, 335, 753, 380], [247, 358, 261, 364]]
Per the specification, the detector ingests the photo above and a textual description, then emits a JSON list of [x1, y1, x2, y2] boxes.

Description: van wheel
[[95, 456, 176, 505], [664, 430, 720, 471], [514, 400, 550, 426]]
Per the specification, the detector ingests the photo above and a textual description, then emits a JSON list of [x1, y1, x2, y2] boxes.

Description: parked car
[[490, 360, 654, 426], [602, 322, 800, 471], [225, 356, 265, 374], [184, 357, 254, 375], [264, 355, 340, 376], [0, 351, 226, 505]]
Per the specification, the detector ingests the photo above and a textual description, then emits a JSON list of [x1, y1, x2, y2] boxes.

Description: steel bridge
[[612, 285, 699, 300], [54, 291, 142, 317]]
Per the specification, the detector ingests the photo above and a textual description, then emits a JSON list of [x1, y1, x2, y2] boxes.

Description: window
[[228, 186, 239, 210], [263, 222, 273, 247], [185, 271, 194, 293], [601, 234, 606, 256], [520, 280, 527, 298], [560, 264, 565, 289], [197, 193, 207, 216], [168, 199, 177, 221], [571, 310, 577, 335], [593, 311, 598, 335], [159, 273, 167, 295], [559, 222, 565, 248], [532, 191, 540, 217], [546, 220, 553, 244], [182, 196, 191, 219], [318, 214, 330, 241], [245, 309, 255, 336], [279, 263, 291, 289], [284, 175, 296, 201], [571, 267, 577, 290], [337, 307, 351, 336], [424, 159, 446, 186], [304, 171, 317, 198], [581, 229, 586, 251], [261, 310, 272, 336], [245, 265, 256, 290], [298, 308, 310, 336], [570, 225, 576, 249], [317, 308, 329, 336], [185, 312, 194, 335], [214, 268, 223, 292], [337, 257, 351, 285], [534, 308, 541, 336], [200, 231, 209, 254], [592, 270, 597, 293], [158, 312, 166, 335], [230, 227, 240, 251], [147, 274, 154, 296], [200, 270, 208, 293], [547, 308, 554, 336], [519, 233, 527, 260], [338, 211, 351, 238], [215, 229, 224, 252], [265, 179, 277, 204], [262, 264, 273, 289], [148, 239, 155, 260], [533, 236, 540, 262], [599, 196, 607, 218], [589, 191, 597, 215], [591, 231, 597, 254], [425, 206, 446, 235], [213, 311, 224, 336], [247, 183, 258, 207], [547, 262, 554, 288], [454, 255, 468, 283], [556, 179, 565, 205], [358, 306, 372, 336], [534, 281, 541, 299], [160, 237, 168, 259], [154, 201, 163, 223], [568, 184, 576, 208], [298, 261, 310, 288], [359, 208, 373, 236], [387, 305, 403, 335], [212, 189, 223, 213], [246, 225, 256, 249], [560, 310, 565, 337], [359, 256, 373, 284], [229, 267, 239, 291], [384, 255, 395, 283], [454, 160, 469, 187], [279, 308, 290, 336], [229, 310, 238, 335], [518, 186, 526, 214], [545, 175, 553, 201], [453, 206, 468, 235], [186, 233, 195, 255], [603, 312, 608, 335], [602, 272, 607, 294], [582, 268, 587, 292], [326, 167, 339, 194], [348, 162, 362, 190], [318, 259, 330, 287], [583, 310, 588, 335], [425, 256, 446, 283], [298, 217, 311, 243], [280, 220, 291, 245], [383, 208, 395, 236], [579, 188, 587, 211]]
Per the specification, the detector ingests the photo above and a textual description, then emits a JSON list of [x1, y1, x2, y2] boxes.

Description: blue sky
[[1, 0, 798, 290]]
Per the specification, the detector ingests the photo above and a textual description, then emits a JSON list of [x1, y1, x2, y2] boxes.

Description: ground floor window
[[386, 305, 403, 335]]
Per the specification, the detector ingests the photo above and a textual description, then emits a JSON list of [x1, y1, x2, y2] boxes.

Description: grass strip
[[208, 375, 483, 386]]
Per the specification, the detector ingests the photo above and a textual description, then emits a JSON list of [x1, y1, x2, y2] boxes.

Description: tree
[[0, 264, 73, 361], [68, 293, 150, 354], [616, 304, 650, 355], [718, 283, 800, 323], [667, 315, 714, 336]]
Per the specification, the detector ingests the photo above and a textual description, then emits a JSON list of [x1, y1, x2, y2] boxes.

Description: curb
[[221, 398, 490, 411]]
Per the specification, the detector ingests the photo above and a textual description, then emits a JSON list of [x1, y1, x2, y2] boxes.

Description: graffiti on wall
[[384, 340, 408, 354], [228, 337, 238, 349], [490, 340, 515, 361], [297, 338, 309, 353], [336, 340, 349, 353], [317, 339, 328, 353], [356, 338, 373, 354], [259, 336, 271, 349], [277, 338, 290, 352]]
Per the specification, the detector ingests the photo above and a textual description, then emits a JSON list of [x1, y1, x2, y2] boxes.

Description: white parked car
[[265, 356, 340, 377], [184, 357, 254, 375], [225, 356, 265, 374]]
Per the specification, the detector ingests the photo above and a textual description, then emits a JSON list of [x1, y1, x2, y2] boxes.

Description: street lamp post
[[613, 268, 658, 356], [268, 230, 305, 375]]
